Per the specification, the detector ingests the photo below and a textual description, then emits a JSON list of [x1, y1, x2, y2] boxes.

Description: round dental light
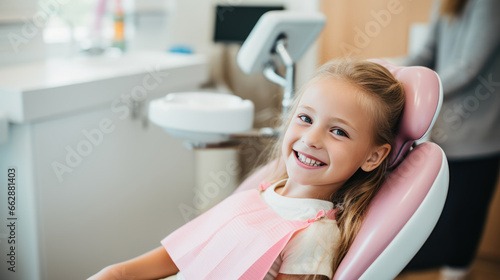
[[149, 92, 254, 144]]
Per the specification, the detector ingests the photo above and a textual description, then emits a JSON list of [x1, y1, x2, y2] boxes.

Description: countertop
[[0, 51, 208, 123]]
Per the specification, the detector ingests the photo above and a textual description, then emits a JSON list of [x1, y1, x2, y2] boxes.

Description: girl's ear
[[361, 143, 391, 172]]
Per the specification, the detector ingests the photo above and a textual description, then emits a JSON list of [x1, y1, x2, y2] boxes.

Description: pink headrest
[[333, 142, 447, 280], [368, 59, 442, 167]]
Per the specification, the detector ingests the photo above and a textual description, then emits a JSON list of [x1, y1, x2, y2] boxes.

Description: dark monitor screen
[[213, 5, 285, 43]]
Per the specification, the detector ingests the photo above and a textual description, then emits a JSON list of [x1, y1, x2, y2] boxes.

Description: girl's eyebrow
[[299, 105, 358, 132]]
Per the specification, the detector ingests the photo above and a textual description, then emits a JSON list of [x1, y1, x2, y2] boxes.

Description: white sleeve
[[278, 220, 340, 279]]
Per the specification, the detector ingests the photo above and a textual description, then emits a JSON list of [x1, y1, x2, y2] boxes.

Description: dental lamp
[[237, 11, 326, 117]]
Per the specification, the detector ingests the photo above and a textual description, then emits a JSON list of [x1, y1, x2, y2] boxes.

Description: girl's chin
[[287, 173, 320, 186]]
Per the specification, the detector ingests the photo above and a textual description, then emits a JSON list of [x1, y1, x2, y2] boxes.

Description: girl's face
[[281, 78, 390, 200]]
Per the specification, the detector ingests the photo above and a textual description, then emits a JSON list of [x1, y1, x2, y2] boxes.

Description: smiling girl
[[89, 59, 405, 280]]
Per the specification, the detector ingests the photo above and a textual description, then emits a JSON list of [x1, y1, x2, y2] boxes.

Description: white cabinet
[[0, 52, 208, 280]]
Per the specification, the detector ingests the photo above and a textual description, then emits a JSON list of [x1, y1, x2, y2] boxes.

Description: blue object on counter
[[168, 45, 194, 54]]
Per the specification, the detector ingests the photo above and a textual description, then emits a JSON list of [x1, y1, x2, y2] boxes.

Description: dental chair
[[234, 59, 449, 280]]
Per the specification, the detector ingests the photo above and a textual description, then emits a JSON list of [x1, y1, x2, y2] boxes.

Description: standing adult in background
[[403, 0, 500, 279]]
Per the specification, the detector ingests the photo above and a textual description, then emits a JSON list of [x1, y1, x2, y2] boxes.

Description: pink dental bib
[[161, 184, 336, 280]]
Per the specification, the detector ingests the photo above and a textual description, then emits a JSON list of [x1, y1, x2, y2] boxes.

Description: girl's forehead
[[299, 78, 369, 106]]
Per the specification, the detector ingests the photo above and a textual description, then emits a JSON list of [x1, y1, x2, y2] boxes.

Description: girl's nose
[[302, 127, 323, 149]]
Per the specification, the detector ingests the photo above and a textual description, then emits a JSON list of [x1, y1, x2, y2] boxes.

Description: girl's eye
[[299, 115, 312, 124], [332, 128, 348, 137]]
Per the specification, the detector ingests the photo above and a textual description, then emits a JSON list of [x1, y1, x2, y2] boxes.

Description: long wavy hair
[[261, 59, 406, 276]]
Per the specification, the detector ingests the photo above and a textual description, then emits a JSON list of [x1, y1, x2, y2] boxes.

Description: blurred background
[[0, 0, 498, 279]]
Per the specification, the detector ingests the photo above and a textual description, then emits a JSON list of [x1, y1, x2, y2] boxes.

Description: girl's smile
[[293, 150, 327, 168]]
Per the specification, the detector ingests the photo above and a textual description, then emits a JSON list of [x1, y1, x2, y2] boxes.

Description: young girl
[[88, 59, 405, 280]]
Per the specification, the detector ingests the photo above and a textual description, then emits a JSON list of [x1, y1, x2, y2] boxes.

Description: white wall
[[0, 0, 38, 22], [0, 0, 46, 66]]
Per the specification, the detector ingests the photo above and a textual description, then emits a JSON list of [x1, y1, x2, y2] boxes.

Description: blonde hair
[[263, 59, 405, 275]]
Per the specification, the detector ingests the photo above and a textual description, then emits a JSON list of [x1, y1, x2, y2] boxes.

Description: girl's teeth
[[297, 152, 323, 167]]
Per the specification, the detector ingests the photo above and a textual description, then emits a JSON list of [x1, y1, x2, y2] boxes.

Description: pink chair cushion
[[333, 142, 444, 279], [368, 59, 441, 167]]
